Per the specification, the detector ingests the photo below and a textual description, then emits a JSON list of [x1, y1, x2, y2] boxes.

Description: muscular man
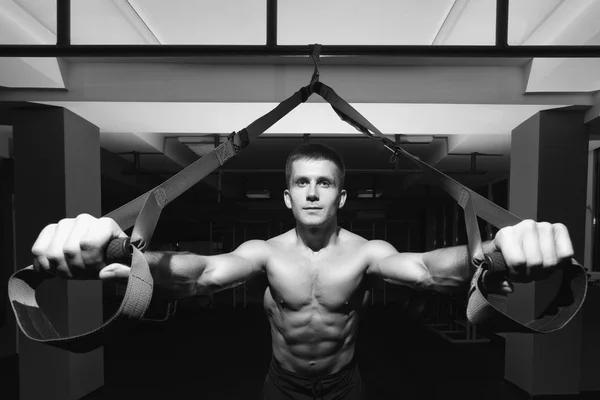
[[31, 143, 573, 399]]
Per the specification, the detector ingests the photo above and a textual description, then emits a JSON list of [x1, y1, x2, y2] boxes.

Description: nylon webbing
[[7, 77, 588, 355], [313, 81, 588, 333], [8, 84, 314, 353]]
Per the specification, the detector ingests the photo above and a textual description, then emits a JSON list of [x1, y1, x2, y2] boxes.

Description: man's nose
[[306, 183, 319, 201]]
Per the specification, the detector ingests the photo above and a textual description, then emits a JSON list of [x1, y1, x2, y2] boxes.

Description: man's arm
[[366, 220, 574, 295], [365, 240, 492, 294], [130, 240, 269, 300], [30, 214, 269, 299]]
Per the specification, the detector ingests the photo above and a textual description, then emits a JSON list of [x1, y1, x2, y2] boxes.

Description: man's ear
[[284, 189, 292, 209], [338, 189, 347, 209]]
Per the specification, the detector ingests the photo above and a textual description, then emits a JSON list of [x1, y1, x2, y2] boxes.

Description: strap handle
[[312, 81, 588, 333], [8, 84, 315, 353], [8, 76, 588, 354]]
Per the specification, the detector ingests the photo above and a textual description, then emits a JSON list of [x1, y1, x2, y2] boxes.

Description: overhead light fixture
[[396, 135, 434, 144], [357, 189, 382, 199], [246, 190, 271, 199], [178, 135, 222, 157]]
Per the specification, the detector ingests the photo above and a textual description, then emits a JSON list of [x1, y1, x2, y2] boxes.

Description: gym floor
[[1, 295, 596, 400]]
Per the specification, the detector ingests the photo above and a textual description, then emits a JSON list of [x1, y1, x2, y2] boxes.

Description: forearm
[[420, 240, 497, 294], [144, 251, 208, 300]]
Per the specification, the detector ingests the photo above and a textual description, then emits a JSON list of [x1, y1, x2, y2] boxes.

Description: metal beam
[[495, 0, 509, 47], [0, 61, 593, 105], [56, 0, 70, 46], [2, 44, 600, 58], [266, 0, 277, 48]]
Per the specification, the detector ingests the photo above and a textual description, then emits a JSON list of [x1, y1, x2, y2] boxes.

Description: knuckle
[[75, 213, 93, 223], [79, 243, 104, 264], [98, 217, 114, 227], [62, 245, 79, 260], [495, 226, 510, 241], [36, 224, 57, 240], [79, 237, 98, 252], [57, 218, 73, 228], [31, 243, 45, 257], [538, 222, 552, 231], [46, 250, 63, 264], [522, 219, 537, 230], [44, 223, 58, 232], [553, 223, 568, 233]]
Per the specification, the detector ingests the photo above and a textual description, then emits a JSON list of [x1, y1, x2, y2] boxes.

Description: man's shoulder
[[266, 229, 295, 246], [352, 238, 399, 261], [338, 228, 370, 246], [233, 238, 273, 256]]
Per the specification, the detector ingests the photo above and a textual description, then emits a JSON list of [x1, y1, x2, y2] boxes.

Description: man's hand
[[31, 213, 131, 281], [485, 219, 574, 293]]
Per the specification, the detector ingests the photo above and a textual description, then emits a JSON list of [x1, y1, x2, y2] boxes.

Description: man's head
[[284, 143, 347, 227], [285, 143, 346, 189]]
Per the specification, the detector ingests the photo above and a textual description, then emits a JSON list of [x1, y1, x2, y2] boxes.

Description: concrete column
[[13, 106, 103, 400], [505, 109, 588, 396], [0, 157, 16, 360]]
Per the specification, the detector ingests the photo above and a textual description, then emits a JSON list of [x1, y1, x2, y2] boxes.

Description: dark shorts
[[263, 357, 368, 400]]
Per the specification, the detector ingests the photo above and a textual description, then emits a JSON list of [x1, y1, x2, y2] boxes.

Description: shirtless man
[[31, 143, 574, 399]]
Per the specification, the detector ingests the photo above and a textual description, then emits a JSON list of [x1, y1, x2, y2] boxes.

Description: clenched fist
[[31, 213, 131, 281], [486, 219, 574, 292]]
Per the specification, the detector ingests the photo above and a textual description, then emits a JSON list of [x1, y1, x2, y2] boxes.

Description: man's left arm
[[366, 220, 574, 295]]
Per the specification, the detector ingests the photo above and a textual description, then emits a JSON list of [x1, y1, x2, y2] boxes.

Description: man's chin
[[297, 218, 332, 228]]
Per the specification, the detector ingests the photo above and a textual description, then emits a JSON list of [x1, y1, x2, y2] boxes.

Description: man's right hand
[[31, 213, 131, 281]]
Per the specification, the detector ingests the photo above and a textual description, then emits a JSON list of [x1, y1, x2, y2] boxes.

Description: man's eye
[[297, 180, 307, 186], [320, 181, 331, 187]]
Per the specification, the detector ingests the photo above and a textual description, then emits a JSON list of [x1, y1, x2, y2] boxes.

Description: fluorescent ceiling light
[[357, 190, 382, 199], [246, 190, 271, 199], [397, 135, 434, 144]]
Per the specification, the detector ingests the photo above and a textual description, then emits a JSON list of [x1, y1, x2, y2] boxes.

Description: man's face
[[284, 158, 347, 227]]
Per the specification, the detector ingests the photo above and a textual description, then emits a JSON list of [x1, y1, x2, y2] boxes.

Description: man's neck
[[294, 221, 340, 253]]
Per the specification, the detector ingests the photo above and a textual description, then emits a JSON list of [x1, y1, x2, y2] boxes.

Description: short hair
[[285, 142, 346, 189]]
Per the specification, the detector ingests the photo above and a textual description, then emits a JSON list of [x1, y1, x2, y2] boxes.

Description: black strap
[[7, 78, 588, 354], [7, 85, 313, 352], [312, 81, 587, 333]]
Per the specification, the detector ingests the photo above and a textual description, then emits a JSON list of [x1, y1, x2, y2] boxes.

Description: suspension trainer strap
[[8, 84, 315, 353], [313, 81, 587, 333]]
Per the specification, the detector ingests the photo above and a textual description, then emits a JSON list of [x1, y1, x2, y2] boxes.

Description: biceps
[[371, 253, 428, 288], [197, 254, 261, 293]]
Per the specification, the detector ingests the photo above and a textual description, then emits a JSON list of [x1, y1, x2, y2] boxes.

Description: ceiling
[[1, 0, 600, 204]]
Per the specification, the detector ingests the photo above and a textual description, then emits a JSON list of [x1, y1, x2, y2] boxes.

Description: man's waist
[[271, 351, 357, 380]]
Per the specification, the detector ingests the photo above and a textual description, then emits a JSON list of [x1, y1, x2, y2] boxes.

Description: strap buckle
[[228, 129, 250, 151], [309, 43, 322, 86], [381, 137, 401, 163]]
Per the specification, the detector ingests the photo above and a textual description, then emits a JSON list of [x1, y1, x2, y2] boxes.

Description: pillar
[[13, 106, 104, 400], [505, 109, 588, 396], [0, 128, 16, 359]]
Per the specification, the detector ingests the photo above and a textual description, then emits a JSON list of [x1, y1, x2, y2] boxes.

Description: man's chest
[[265, 249, 370, 310]]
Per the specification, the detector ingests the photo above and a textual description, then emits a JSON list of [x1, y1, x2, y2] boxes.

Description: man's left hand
[[486, 219, 574, 292]]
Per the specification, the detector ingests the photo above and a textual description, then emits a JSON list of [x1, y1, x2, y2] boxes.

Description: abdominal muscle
[[264, 287, 363, 378]]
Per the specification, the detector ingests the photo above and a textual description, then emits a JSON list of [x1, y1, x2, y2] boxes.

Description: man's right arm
[[144, 240, 268, 299], [30, 214, 269, 300]]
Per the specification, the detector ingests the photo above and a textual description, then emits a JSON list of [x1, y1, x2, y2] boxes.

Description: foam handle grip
[[483, 251, 508, 277], [105, 237, 132, 265]]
